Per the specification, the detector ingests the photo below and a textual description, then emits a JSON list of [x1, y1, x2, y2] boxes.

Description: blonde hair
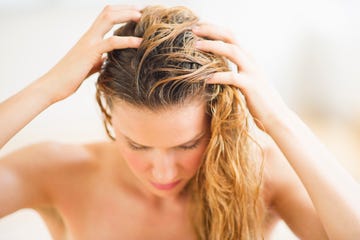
[[96, 5, 265, 239]]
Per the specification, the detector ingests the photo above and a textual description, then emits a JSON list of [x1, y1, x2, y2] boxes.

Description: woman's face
[[111, 100, 210, 198]]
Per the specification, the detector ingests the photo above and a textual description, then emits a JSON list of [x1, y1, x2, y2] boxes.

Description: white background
[[0, 0, 359, 239]]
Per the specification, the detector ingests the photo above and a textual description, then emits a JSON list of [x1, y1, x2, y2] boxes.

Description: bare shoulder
[[17, 141, 98, 169], [81, 140, 118, 161], [0, 141, 109, 217], [0, 141, 106, 193], [22, 140, 117, 177], [1, 140, 117, 192], [1, 141, 94, 163]]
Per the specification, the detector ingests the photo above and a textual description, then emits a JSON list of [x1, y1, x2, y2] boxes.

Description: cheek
[[180, 146, 207, 174], [122, 148, 149, 172]]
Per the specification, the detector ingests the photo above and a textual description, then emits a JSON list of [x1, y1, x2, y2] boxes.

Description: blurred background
[[0, 0, 359, 239]]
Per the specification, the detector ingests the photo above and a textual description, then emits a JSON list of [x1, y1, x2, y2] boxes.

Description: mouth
[[150, 180, 181, 190]]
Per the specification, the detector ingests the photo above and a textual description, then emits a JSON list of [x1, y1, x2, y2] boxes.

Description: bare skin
[[0, 138, 282, 240], [1, 4, 360, 240], [0, 104, 328, 239]]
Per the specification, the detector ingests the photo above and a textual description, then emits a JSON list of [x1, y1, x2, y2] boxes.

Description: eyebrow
[[124, 131, 206, 148]]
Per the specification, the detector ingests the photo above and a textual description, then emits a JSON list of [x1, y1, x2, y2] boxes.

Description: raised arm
[[0, 5, 142, 149], [193, 23, 360, 239], [0, 4, 143, 221]]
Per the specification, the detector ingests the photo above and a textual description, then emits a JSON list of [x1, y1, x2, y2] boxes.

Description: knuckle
[[215, 40, 225, 48], [218, 41, 232, 54], [103, 5, 113, 13], [102, 12, 113, 22], [101, 8, 114, 23], [201, 22, 212, 30], [226, 33, 236, 43], [107, 36, 118, 47]]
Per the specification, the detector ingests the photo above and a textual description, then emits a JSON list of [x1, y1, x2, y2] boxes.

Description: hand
[[42, 5, 142, 103], [192, 23, 290, 131]]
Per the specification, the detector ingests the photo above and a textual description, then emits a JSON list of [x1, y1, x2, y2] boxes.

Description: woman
[[0, 5, 359, 240]]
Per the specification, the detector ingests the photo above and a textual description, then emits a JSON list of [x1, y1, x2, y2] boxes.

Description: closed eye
[[127, 141, 201, 151], [128, 143, 149, 151], [178, 142, 200, 150]]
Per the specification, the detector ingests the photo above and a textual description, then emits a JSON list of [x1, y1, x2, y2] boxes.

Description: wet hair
[[96, 5, 265, 240]]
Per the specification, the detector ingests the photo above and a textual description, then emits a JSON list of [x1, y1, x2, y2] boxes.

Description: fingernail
[[194, 41, 202, 48], [192, 26, 200, 32]]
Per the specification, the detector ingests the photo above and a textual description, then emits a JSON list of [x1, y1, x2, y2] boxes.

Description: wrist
[[263, 104, 297, 134], [266, 109, 303, 141], [31, 75, 61, 106]]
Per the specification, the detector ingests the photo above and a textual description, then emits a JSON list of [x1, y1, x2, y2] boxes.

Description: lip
[[150, 180, 181, 190]]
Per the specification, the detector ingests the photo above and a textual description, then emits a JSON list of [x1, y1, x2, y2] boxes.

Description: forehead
[[111, 101, 209, 147]]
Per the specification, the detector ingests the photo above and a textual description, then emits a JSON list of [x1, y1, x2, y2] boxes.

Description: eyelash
[[128, 141, 200, 151], [128, 144, 148, 151], [180, 142, 200, 150]]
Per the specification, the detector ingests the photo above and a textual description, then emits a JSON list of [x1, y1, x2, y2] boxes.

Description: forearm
[[0, 76, 55, 149], [268, 109, 360, 239]]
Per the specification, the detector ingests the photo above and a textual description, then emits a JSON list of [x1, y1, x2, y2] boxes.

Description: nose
[[151, 151, 178, 183]]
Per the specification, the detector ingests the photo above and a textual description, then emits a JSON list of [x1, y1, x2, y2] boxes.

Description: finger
[[90, 8, 141, 37], [206, 72, 249, 90], [192, 23, 237, 44], [195, 40, 255, 72], [87, 56, 106, 78], [98, 36, 142, 53]]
